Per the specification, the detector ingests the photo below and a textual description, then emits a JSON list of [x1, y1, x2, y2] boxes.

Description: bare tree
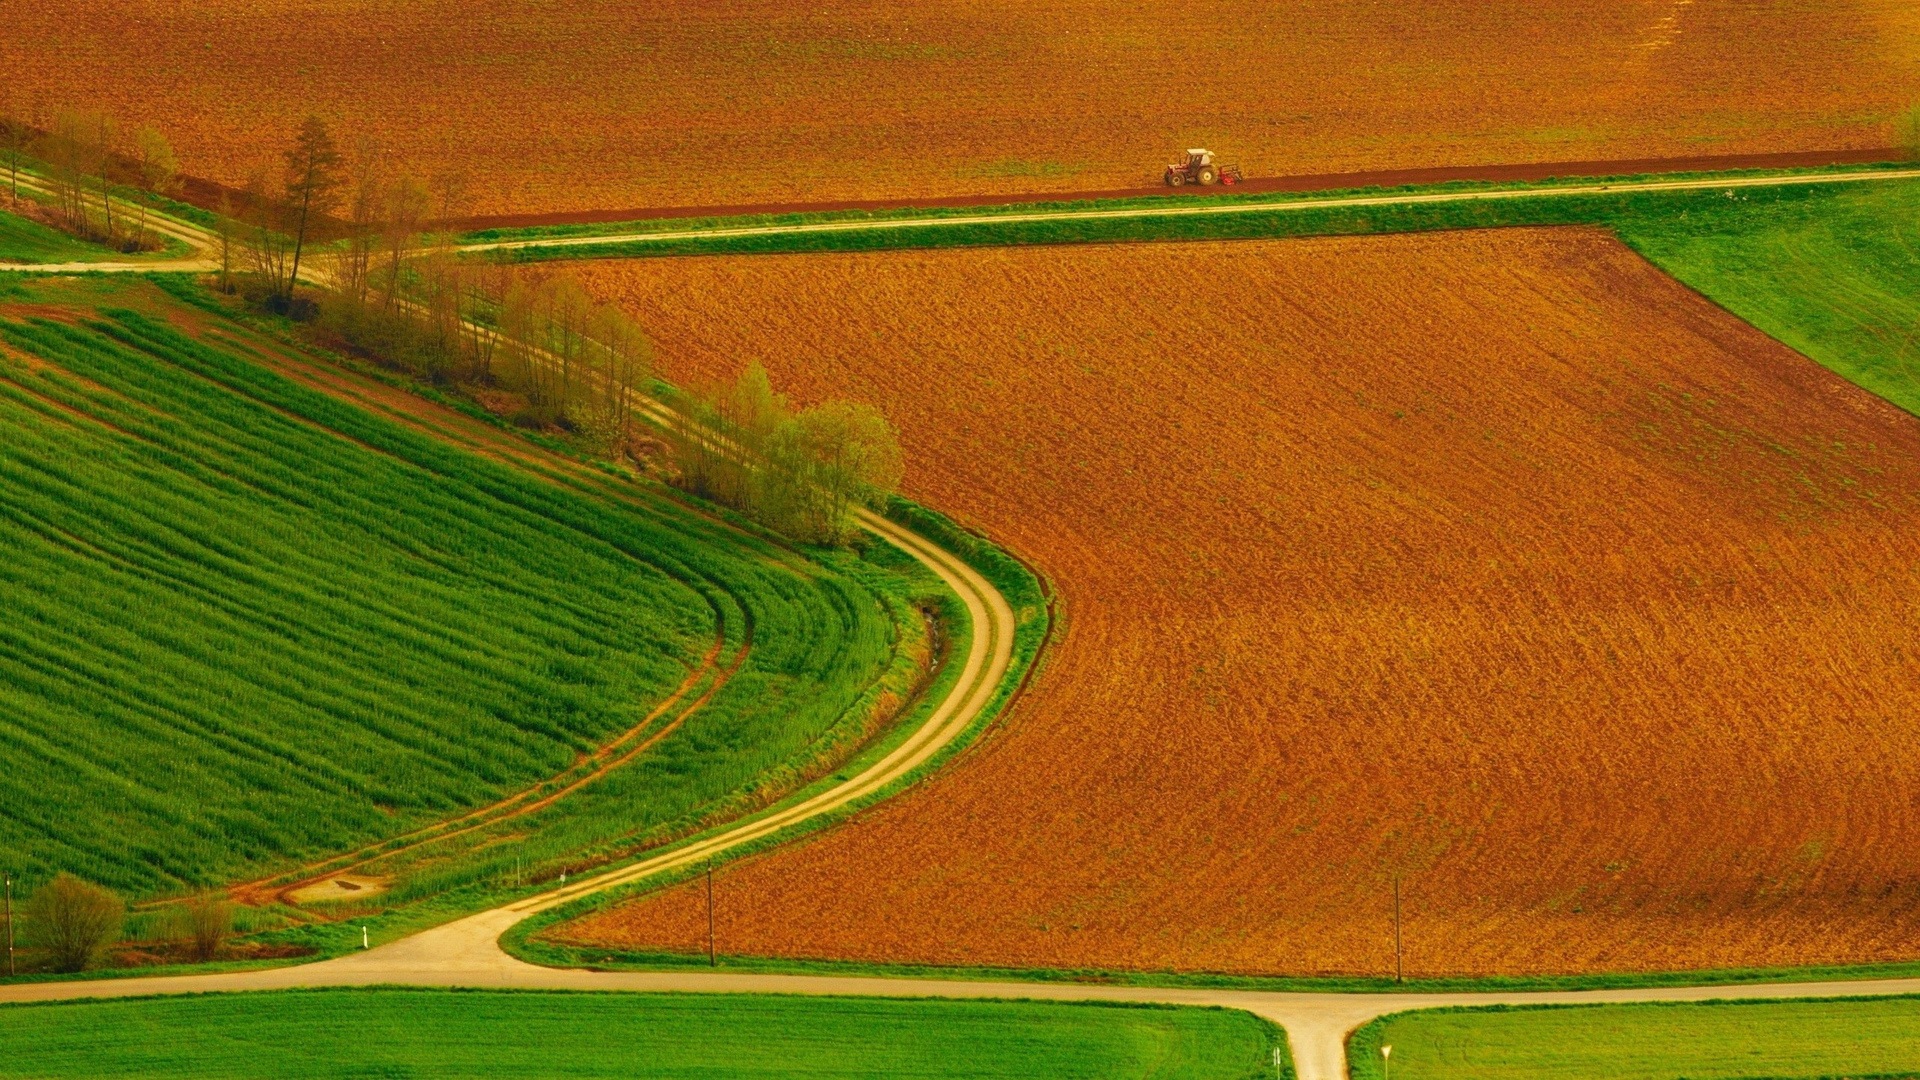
[[334, 138, 384, 302], [430, 167, 470, 231], [213, 193, 239, 292], [182, 892, 232, 962], [240, 168, 293, 290], [379, 173, 429, 310], [88, 111, 118, 242], [130, 125, 179, 248], [24, 874, 122, 974], [42, 109, 92, 231], [281, 116, 344, 303], [0, 113, 30, 200]]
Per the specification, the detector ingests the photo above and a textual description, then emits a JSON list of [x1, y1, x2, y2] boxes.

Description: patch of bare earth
[[551, 228, 1920, 976]]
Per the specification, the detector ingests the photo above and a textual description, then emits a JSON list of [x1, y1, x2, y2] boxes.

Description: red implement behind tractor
[[1164, 149, 1242, 187]]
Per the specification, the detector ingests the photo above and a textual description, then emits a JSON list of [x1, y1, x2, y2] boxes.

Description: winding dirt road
[[12, 163, 1920, 1079]]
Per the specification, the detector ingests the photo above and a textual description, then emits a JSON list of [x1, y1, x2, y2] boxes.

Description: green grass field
[[0, 274, 923, 919], [0, 988, 1284, 1079], [0, 207, 116, 264], [1616, 181, 1920, 418], [1350, 996, 1920, 1080]]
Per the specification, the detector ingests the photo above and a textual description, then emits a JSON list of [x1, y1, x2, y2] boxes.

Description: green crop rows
[[0, 987, 1285, 1079], [0, 277, 919, 904]]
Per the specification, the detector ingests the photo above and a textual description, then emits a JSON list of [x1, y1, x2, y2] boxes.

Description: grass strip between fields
[[0, 986, 1285, 1080], [1349, 995, 1920, 1080]]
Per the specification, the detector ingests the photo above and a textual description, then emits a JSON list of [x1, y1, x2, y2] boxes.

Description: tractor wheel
[[1166, 171, 1186, 187], [1197, 166, 1218, 186]]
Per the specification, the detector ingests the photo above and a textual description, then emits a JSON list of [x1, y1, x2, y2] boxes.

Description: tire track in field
[[225, 629, 742, 907]]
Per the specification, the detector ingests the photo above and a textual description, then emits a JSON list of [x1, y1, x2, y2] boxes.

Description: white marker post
[[361, 926, 368, 950], [1381, 1043, 1393, 1080]]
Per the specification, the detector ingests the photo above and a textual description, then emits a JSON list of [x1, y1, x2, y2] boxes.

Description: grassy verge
[[488, 935, 1920, 996], [1349, 995, 1920, 1080], [457, 161, 1915, 245], [0, 987, 1286, 1080], [0, 207, 122, 263]]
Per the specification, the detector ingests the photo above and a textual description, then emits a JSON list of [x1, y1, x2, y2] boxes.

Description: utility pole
[[1392, 875, 1403, 984], [706, 858, 716, 968], [4, 872, 13, 977]]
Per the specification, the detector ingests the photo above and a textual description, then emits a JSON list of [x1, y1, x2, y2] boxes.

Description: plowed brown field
[[551, 230, 1920, 976], [5, 1, 1918, 216]]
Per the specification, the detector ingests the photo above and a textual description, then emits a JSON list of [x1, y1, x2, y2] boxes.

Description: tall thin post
[[706, 858, 716, 968], [1392, 875, 1403, 983], [4, 872, 13, 977]]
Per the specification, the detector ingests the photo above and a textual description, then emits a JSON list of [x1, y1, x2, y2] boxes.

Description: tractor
[[1164, 149, 1242, 188]]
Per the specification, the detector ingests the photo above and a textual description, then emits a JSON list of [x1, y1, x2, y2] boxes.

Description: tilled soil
[[4, 1, 1917, 216], [551, 229, 1920, 976]]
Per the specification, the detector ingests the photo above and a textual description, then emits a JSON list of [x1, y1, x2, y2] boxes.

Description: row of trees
[[317, 258, 655, 449], [7, 874, 230, 974], [669, 364, 903, 544], [0, 104, 179, 252], [4, 108, 905, 545]]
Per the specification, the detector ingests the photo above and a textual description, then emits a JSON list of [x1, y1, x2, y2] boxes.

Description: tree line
[[231, 115, 903, 543], [668, 364, 903, 544], [0, 103, 179, 253], [1, 106, 905, 544]]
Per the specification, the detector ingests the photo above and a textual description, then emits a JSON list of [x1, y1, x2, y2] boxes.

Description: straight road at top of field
[[9, 159, 1919, 274], [443, 148, 1905, 231], [457, 165, 1920, 257]]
